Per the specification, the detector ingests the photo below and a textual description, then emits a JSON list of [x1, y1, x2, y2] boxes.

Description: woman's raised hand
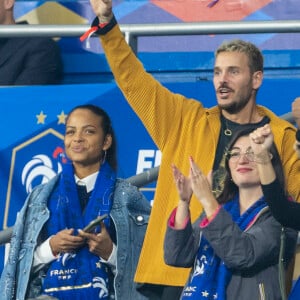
[[249, 124, 273, 156], [171, 163, 192, 203]]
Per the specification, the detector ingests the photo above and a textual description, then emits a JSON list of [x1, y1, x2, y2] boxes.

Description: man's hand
[[90, 0, 113, 23]]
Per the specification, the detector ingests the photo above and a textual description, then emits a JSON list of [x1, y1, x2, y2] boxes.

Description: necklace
[[224, 119, 232, 136], [224, 127, 232, 136]]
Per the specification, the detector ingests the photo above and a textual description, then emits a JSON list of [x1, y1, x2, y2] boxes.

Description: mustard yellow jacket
[[100, 24, 300, 287]]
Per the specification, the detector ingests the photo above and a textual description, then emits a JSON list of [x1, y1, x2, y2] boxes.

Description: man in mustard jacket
[[84, 1, 300, 298]]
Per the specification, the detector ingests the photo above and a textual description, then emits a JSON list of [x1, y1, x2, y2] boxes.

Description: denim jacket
[[0, 175, 151, 300]]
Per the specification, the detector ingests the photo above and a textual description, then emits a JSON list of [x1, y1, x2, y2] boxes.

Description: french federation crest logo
[[4, 128, 65, 228]]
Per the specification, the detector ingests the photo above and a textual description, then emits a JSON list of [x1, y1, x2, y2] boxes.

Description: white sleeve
[[33, 236, 57, 271], [99, 243, 117, 275]]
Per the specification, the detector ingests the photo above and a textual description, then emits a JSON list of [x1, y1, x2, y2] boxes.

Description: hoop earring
[[101, 150, 107, 165]]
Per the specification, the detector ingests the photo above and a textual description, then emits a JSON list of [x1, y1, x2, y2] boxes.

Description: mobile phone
[[82, 214, 109, 233]]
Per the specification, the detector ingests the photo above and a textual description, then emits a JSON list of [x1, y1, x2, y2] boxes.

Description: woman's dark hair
[[217, 125, 285, 204], [67, 104, 117, 170]]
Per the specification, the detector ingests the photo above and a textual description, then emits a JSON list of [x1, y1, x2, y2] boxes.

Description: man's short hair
[[215, 39, 264, 74]]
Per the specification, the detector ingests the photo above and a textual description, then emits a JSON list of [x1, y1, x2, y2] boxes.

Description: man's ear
[[252, 71, 263, 90], [103, 134, 112, 151], [4, 0, 15, 10]]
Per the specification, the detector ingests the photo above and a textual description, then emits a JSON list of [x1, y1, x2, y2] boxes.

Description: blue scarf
[[42, 161, 116, 300], [181, 195, 267, 300]]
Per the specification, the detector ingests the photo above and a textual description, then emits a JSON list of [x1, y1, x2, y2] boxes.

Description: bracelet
[[80, 15, 117, 43], [91, 15, 117, 35], [253, 152, 273, 164]]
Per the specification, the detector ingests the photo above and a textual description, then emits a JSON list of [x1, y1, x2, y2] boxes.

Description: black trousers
[[137, 283, 183, 300], [159, 285, 183, 300]]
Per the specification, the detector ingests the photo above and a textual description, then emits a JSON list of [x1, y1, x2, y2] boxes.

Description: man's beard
[[219, 100, 248, 114], [218, 90, 254, 114]]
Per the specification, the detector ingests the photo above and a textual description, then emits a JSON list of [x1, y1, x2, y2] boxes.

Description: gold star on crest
[[57, 111, 68, 124], [36, 111, 47, 124], [96, 261, 102, 269]]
